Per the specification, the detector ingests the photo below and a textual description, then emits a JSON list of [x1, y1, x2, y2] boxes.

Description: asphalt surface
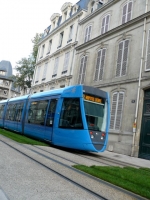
[[0, 134, 149, 200]]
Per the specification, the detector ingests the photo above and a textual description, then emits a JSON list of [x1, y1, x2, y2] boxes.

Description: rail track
[[0, 135, 147, 200]]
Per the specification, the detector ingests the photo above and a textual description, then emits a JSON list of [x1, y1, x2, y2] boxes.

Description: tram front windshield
[[84, 100, 107, 132]]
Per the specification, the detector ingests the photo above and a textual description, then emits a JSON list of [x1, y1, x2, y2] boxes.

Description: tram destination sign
[[83, 94, 102, 103]]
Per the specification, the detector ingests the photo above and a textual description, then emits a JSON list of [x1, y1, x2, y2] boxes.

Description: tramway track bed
[[1, 135, 147, 200]]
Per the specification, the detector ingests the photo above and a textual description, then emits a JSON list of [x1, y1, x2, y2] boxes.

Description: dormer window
[[61, 2, 72, 23], [50, 13, 60, 31], [0, 71, 6, 76], [64, 12, 67, 21]]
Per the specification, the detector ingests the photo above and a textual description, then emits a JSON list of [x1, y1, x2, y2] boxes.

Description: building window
[[145, 29, 150, 71], [110, 92, 124, 130], [52, 57, 59, 78], [84, 25, 92, 43], [40, 44, 45, 58], [94, 48, 106, 81], [91, 2, 95, 13], [122, 1, 133, 24], [35, 66, 41, 83], [42, 63, 48, 81], [58, 32, 64, 48], [68, 25, 73, 43], [78, 56, 87, 84], [0, 71, 6, 76], [116, 40, 129, 77], [101, 15, 110, 34], [47, 40, 52, 54], [62, 52, 70, 74]]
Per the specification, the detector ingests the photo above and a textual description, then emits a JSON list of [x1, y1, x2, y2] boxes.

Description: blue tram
[[0, 85, 110, 152]]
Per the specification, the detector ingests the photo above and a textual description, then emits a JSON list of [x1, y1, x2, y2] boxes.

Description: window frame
[[122, 1, 133, 24], [84, 25, 92, 43], [101, 14, 110, 35]]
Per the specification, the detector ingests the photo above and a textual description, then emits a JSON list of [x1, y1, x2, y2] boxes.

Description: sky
[[0, 0, 78, 74]]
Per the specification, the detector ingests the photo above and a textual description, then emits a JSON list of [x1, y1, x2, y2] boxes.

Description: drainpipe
[[131, 0, 148, 156]]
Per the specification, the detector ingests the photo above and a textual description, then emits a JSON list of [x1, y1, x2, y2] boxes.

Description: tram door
[[139, 89, 150, 160], [15, 102, 24, 133], [44, 99, 58, 141]]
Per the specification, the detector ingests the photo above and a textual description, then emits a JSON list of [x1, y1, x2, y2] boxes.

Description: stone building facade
[[32, 0, 150, 159], [0, 60, 20, 100], [31, 0, 101, 92], [72, 0, 150, 159]]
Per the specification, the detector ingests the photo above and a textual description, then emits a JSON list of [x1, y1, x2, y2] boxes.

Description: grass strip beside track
[[73, 165, 150, 199], [0, 128, 49, 146]]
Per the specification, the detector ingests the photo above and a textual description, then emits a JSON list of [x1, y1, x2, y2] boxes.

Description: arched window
[[78, 56, 88, 84], [122, 1, 133, 24], [110, 91, 124, 130], [101, 14, 110, 34], [94, 48, 106, 81], [116, 39, 129, 77], [84, 25, 92, 43]]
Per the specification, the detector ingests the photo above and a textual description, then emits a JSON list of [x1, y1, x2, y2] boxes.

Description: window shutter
[[88, 26, 92, 41], [146, 30, 150, 70], [63, 52, 70, 71], [94, 50, 101, 81], [110, 92, 124, 130], [84, 27, 88, 43], [36, 66, 41, 81], [78, 57, 84, 84], [53, 57, 59, 75], [78, 56, 87, 84], [115, 92, 124, 130], [122, 40, 129, 76], [122, 4, 127, 24], [94, 49, 106, 81], [116, 40, 129, 77], [116, 42, 123, 77], [81, 56, 87, 84], [127, 2, 132, 22], [43, 63, 48, 79], [110, 93, 118, 129], [105, 15, 110, 32], [101, 17, 105, 34], [99, 49, 106, 80]]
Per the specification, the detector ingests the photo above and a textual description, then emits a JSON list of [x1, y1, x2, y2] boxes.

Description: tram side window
[[0, 104, 5, 119], [46, 99, 57, 127], [27, 100, 48, 125], [5, 104, 17, 121], [59, 98, 83, 129], [15, 103, 24, 122]]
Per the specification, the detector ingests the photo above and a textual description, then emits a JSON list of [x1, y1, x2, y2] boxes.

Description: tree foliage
[[13, 33, 42, 92]]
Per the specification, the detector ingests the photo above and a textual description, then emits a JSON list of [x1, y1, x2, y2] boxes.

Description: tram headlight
[[91, 135, 94, 139]]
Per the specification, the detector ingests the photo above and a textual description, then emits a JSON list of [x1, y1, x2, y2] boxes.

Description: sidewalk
[[102, 150, 150, 168]]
